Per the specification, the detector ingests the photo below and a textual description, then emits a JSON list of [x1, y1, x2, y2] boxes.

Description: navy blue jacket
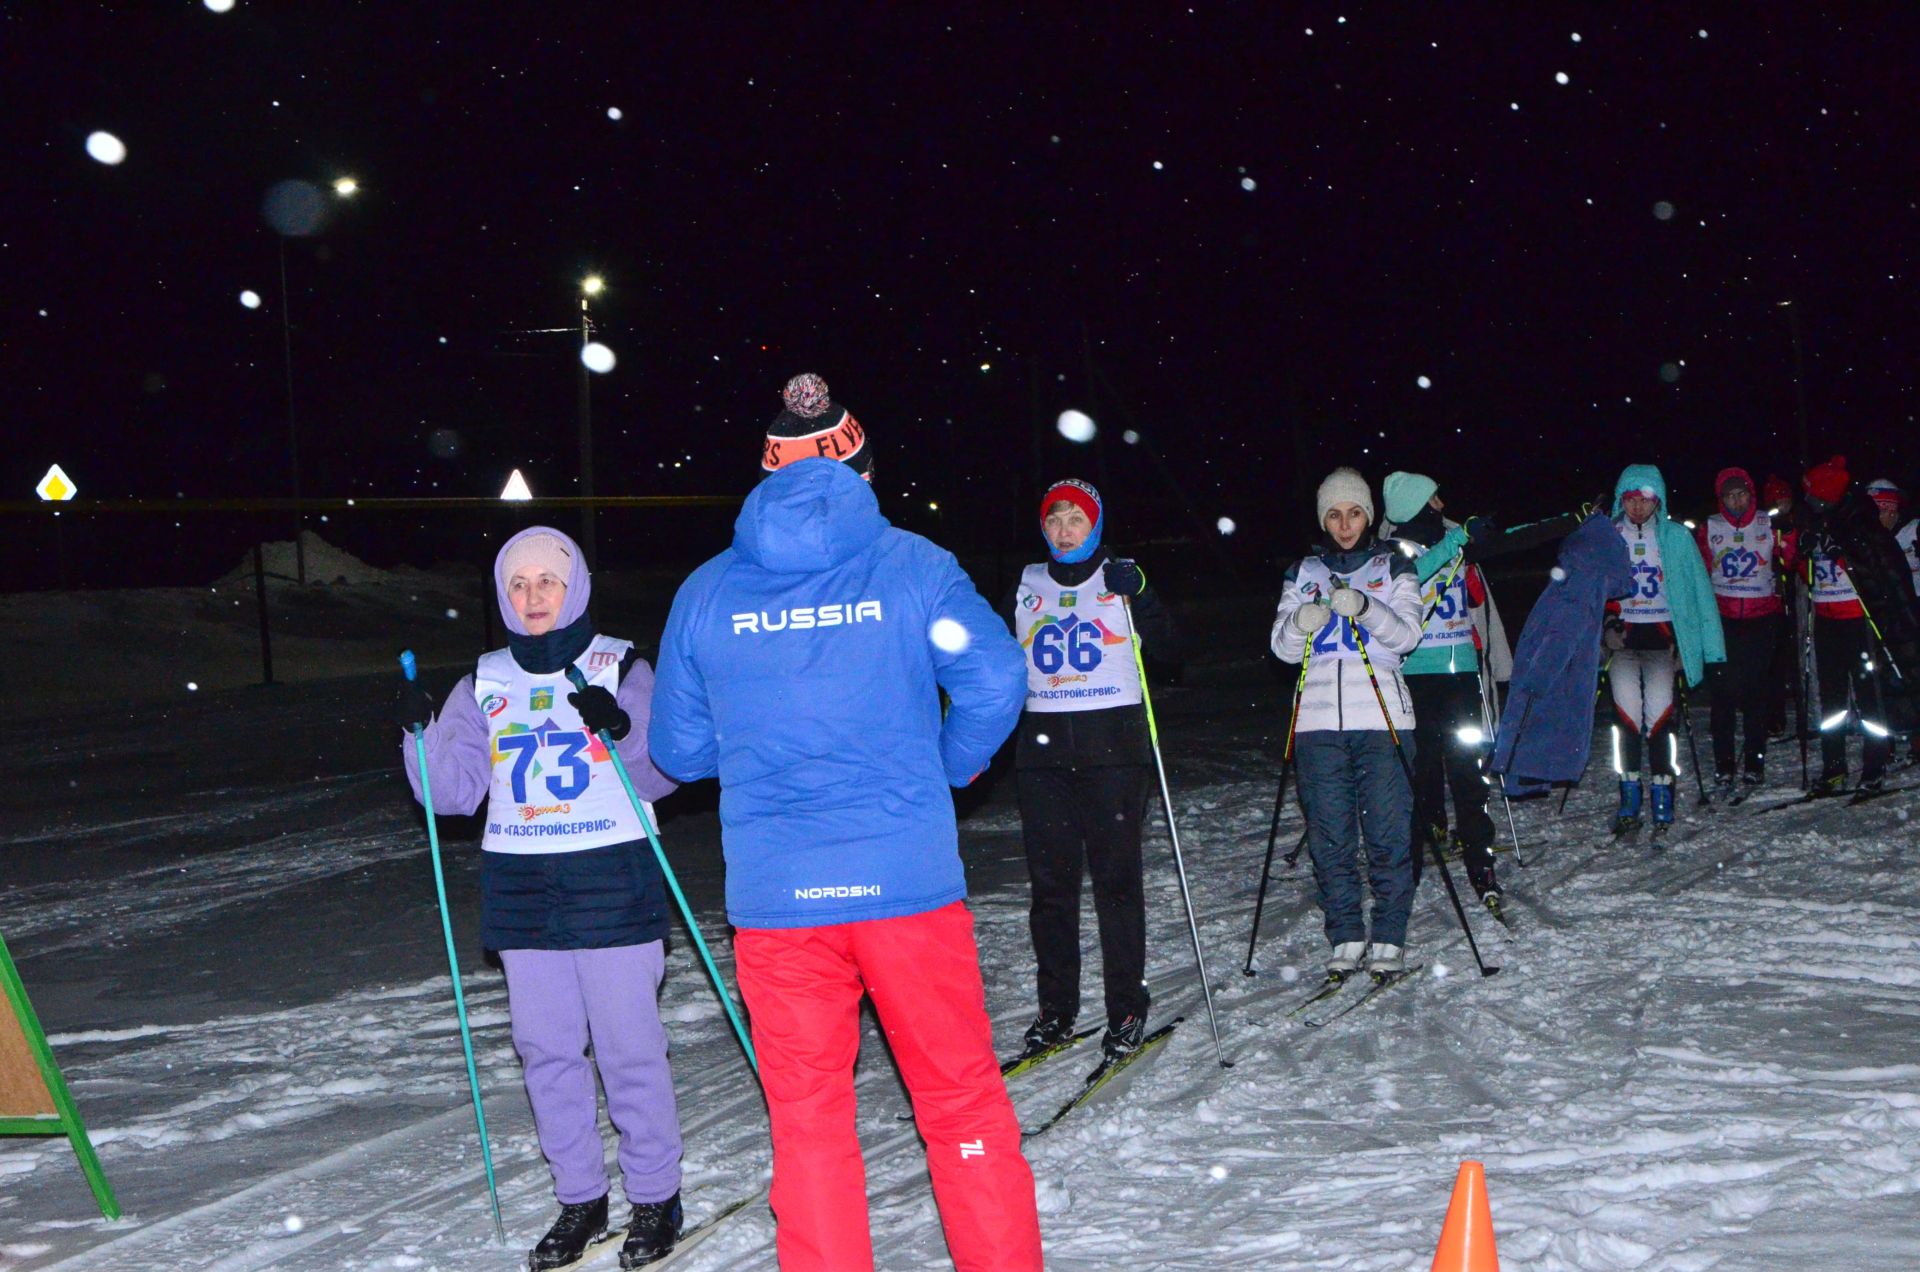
[[1492, 514, 1635, 796], [649, 459, 1026, 929]]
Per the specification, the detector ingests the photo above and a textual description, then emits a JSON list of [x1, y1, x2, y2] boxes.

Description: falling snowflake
[[581, 342, 616, 373], [607, 107, 623, 121], [1240, 176, 1256, 191], [1417, 375, 1433, 389], [1653, 201, 1676, 221], [1217, 517, 1237, 536], [1056, 410, 1096, 443], [239, 290, 262, 309], [929, 618, 970, 653], [1555, 72, 1570, 85], [85, 132, 127, 165]]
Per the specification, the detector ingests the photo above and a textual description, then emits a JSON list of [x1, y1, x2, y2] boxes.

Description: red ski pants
[[734, 901, 1043, 1271]]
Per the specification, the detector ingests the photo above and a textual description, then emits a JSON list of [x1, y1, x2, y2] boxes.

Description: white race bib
[[1705, 513, 1777, 601], [1293, 552, 1399, 664], [474, 635, 648, 855], [1617, 519, 1673, 622], [1015, 562, 1144, 713]]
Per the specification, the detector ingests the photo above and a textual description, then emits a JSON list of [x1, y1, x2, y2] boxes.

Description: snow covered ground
[[5, 581, 1920, 1269]]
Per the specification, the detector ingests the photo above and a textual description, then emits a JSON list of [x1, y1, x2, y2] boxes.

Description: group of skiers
[[393, 369, 1920, 1272]]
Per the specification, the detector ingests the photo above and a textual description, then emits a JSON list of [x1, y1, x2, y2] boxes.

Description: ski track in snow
[[4, 676, 1920, 1269]]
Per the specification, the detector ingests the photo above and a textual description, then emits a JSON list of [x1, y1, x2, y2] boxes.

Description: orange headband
[[762, 409, 866, 471]]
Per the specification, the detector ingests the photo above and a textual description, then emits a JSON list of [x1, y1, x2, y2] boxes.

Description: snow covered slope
[[3, 660, 1918, 1270]]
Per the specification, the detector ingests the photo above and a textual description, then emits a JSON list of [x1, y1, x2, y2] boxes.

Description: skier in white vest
[[1695, 467, 1789, 797], [1004, 478, 1178, 1064], [1270, 467, 1424, 980], [396, 526, 686, 1270]]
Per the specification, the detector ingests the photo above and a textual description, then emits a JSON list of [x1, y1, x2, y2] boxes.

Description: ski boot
[[618, 1192, 683, 1269], [1366, 942, 1407, 977], [1326, 940, 1368, 982], [1611, 776, 1644, 836], [1019, 1011, 1076, 1059], [1101, 1013, 1147, 1063], [1812, 770, 1848, 798], [1649, 777, 1675, 842], [1712, 770, 1737, 803], [529, 1194, 610, 1272]]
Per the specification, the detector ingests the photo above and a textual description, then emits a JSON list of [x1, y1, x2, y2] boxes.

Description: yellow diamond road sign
[[36, 464, 76, 502]]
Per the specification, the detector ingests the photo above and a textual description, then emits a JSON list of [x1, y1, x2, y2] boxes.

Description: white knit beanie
[[1316, 466, 1375, 527], [499, 532, 573, 587]]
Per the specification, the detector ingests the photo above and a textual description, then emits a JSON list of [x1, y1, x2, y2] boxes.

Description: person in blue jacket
[[648, 374, 1043, 1272]]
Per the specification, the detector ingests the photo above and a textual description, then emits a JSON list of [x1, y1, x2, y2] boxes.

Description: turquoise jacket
[[1403, 526, 1477, 675], [1611, 464, 1726, 687]]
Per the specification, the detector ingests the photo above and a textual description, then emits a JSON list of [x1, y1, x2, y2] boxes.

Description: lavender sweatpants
[[500, 944, 683, 1205]]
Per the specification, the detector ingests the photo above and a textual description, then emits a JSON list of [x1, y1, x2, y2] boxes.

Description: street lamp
[[577, 277, 603, 566], [277, 175, 362, 583]]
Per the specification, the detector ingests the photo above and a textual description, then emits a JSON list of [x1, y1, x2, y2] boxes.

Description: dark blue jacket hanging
[[1491, 514, 1635, 796]]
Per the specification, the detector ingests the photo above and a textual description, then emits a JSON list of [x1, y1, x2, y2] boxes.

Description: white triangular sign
[[35, 463, 77, 502], [500, 469, 533, 501]]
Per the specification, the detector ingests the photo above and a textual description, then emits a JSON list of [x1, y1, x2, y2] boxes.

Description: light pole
[[276, 175, 360, 584], [1778, 299, 1810, 469], [578, 275, 604, 568]]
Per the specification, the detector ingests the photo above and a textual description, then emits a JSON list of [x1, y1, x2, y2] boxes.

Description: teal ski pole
[[399, 651, 505, 1245], [564, 665, 758, 1075]]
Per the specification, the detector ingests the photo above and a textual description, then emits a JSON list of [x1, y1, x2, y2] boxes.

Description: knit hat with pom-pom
[[762, 373, 871, 475]]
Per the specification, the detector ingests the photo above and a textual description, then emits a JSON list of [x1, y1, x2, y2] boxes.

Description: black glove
[[394, 679, 436, 732], [568, 685, 631, 741], [1464, 515, 1498, 544], [1105, 559, 1145, 597]]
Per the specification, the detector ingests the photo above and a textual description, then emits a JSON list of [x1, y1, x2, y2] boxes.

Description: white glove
[[1291, 600, 1333, 634], [1328, 586, 1368, 619]]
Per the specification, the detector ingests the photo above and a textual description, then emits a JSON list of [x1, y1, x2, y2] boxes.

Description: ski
[[998, 1026, 1100, 1080], [1283, 973, 1354, 1020], [1480, 894, 1513, 930], [1760, 788, 1853, 813], [1022, 1019, 1181, 1138], [1301, 965, 1426, 1029], [639, 1188, 769, 1268], [1848, 782, 1917, 807]]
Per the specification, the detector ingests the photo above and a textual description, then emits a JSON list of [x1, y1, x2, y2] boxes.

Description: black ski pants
[[1016, 765, 1151, 1029], [1710, 614, 1779, 779], [1405, 672, 1496, 888], [1814, 616, 1892, 782]]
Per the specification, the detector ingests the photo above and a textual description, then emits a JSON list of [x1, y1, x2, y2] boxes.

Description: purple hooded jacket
[[401, 527, 677, 949]]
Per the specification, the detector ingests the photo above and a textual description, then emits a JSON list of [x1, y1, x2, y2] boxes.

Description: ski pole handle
[[399, 650, 418, 682]]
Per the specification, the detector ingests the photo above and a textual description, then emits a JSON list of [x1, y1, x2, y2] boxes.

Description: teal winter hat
[[1383, 471, 1439, 524]]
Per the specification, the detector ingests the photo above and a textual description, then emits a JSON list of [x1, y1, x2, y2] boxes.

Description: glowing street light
[[332, 177, 358, 197], [581, 275, 605, 297], [500, 469, 533, 501]]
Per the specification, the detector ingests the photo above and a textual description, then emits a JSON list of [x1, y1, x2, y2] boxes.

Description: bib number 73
[[495, 730, 592, 802]]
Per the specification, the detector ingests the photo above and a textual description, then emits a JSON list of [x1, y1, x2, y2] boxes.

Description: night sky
[[10, 5, 1919, 586]]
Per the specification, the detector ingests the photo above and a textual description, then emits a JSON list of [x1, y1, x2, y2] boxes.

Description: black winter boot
[[529, 1194, 609, 1271], [618, 1192, 683, 1269]]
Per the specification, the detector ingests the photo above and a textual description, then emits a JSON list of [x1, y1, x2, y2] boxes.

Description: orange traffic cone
[[1430, 1160, 1500, 1271]]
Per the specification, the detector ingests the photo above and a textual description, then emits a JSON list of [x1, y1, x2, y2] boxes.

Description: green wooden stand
[[0, 930, 120, 1219]]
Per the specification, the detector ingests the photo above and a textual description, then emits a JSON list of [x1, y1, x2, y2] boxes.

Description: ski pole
[[563, 665, 758, 1076], [1122, 593, 1231, 1068], [1344, 614, 1499, 979], [1674, 671, 1712, 804], [1478, 655, 1526, 867], [1245, 646, 1312, 976], [398, 651, 506, 1246], [1799, 562, 1814, 788]]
